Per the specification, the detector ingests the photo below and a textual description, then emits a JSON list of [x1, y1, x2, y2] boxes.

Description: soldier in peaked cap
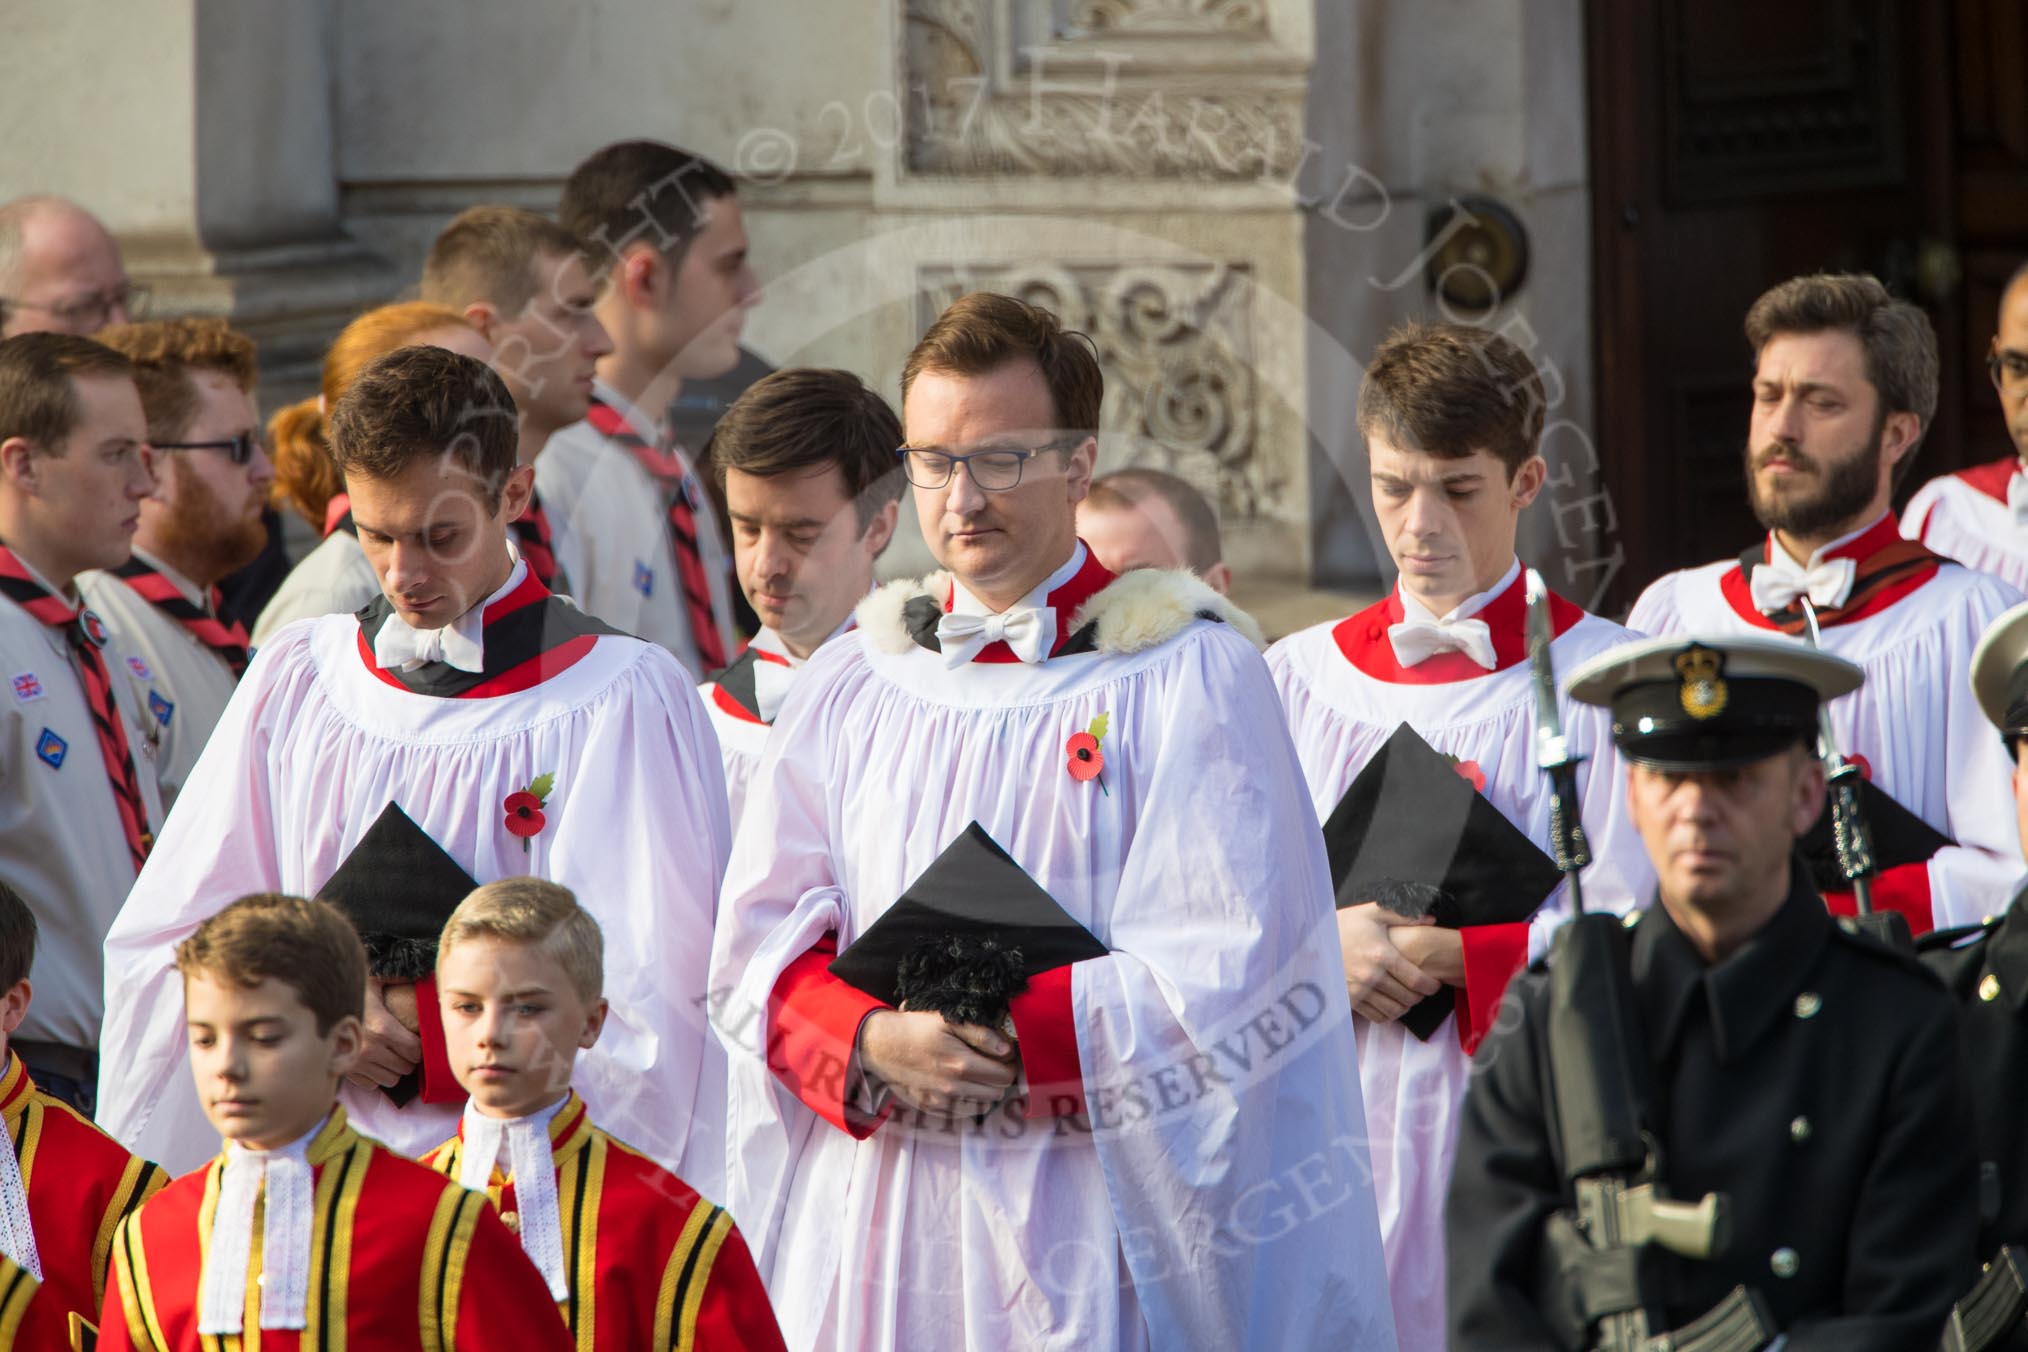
[[1921, 600, 2028, 1351], [1448, 635, 1977, 1350]]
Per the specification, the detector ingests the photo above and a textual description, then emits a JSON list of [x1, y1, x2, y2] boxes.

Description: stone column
[[0, 0, 394, 402]]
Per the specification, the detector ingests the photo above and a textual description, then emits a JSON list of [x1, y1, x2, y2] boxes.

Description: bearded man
[[83, 318, 271, 810], [1628, 272, 2023, 935]]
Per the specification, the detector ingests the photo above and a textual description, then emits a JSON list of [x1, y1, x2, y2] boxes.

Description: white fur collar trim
[[856, 567, 1262, 656]]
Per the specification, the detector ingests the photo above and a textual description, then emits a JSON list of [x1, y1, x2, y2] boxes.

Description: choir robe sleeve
[[95, 630, 296, 1173], [1920, 572, 2027, 929], [712, 627, 1397, 1349]]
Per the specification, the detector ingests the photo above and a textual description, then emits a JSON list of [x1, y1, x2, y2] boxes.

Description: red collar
[[355, 567, 594, 698], [1720, 513, 1938, 630], [1955, 455, 2024, 505], [0, 1051, 29, 1122], [323, 493, 352, 539], [1757, 513, 1905, 568], [943, 547, 1117, 664], [1333, 569, 1583, 684]]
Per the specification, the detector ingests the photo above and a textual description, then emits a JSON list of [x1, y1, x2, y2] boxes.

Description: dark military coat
[[1922, 883, 2028, 1350], [1447, 867, 1977, 1350]]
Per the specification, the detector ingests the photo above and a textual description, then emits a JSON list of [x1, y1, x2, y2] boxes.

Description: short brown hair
[[95, 317, 258, 444], [1356, 321, 1546, 476], [175, 894, 367, 1036], [560, 141, 737, 278], [328, 345, 518, 505], [901, 293, 1103, 438], [421, 206, 585, 319], [438, 878, 602, 1005], [1084, 467, 1223, 573], [708, 367, 903, 528], [0, 880, 34, 991], [1744, 272, 1939, 483], [0, 331, 135, 453]]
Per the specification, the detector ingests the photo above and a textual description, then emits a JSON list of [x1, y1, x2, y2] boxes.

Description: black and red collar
[[1722, 513, 1942, 630], [112, 554, 250, 675], [907, 547, 1118, 663], [354, 569, 621, 698], [1333, 568, 1583, 684]]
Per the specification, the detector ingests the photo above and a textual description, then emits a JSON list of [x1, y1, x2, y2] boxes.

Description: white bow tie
[[373, 613, 485, 673], [2006, 472, 2028, 527], [200, 1139, 315, 1333], [935, 606, 1051, 668], [0, 1114, 39, 1280], [1387, 616, 1497, 671], [752, 655, 796, 723], [460, 1107, 568, 1303], [1749, 548, 1857, 614]]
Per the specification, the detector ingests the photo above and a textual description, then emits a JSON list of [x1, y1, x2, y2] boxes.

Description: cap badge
[[1674, 644, 1729, 721]]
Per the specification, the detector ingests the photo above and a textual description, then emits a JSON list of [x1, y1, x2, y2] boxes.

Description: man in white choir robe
[[1268, 321, 1652, 1351], [98, 345, 733, 1187], [1630, 272, 2023, 934], [699, 367, 900, 824], [1904, 259, 2028, 591], [710, 293, 1394, 1352]]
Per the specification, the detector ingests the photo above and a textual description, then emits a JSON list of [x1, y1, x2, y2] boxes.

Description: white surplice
[[700, 616, 859, 830], [1904, 456, 2028, 596], [97, 602, 733, 1187], [710, 559, 1396, 1352], [1630, 516, 2025, 928], [1267, 566, 1652, 1352]]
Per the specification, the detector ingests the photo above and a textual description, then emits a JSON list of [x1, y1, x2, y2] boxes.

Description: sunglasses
[[151, 430, 265, 466]]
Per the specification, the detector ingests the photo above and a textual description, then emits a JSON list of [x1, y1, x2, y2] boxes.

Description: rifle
[[1941, 1244, 2028, 1352], [1796, 598, 1912, 952], [1525, 571, 1777, 1352]]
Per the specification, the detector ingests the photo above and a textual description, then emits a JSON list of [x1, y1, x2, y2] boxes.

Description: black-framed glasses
[[1990, 350, 2028, 394], [895, 442, 1073, 491], [0, 281, 150, 331], [153, 430, 265, 466]]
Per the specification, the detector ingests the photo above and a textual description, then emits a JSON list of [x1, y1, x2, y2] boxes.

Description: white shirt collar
[[1770, 512, 1890, 570], [13, 551, 78, 607], [751, 602, 864, 669], [949, 541, 1087, 618], [373, 546, 525, 674], [464, 1094, 570, 1172], [1397, 556, 1520, 626], [201, 1114, 327, 1334]]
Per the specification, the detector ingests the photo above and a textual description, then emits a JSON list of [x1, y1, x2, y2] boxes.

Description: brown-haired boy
[[0, 881, 165, 1335], [421, 878, 785, 1351], [99, 893, 572, 1350]]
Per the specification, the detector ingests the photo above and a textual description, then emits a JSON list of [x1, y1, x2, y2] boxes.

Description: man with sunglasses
[[710, 292, 1393, 1351], [0, 196, 145, 339], [1906, 261, 2028, 594], [81, 318, 273, 811]]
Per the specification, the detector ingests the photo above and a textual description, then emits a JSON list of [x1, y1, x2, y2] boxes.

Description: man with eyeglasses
[[0, 196, 145, 339], [0, 332, 166, 1115], [710, 292, 1394, 1350], [1906, 261, 2028, 594], [79, 318, 273, 812]]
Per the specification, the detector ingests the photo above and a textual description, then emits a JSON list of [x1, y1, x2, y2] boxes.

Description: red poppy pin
[[1446, 757, 1487, 793], [504, 772, 555, 852], [1067, 713, 1110, 795]]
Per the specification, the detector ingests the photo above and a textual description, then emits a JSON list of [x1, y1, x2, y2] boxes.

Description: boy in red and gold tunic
[[0, 882, 164, 1337], [420, 879, 784, 1351], [98, 893, 571, 1350]]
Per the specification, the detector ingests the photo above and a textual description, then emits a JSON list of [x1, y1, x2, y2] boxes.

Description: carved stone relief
[[917, 261, 1277, 519]]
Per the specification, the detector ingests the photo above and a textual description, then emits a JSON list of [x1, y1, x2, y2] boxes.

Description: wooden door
[[1586, 0, 1962, 613]]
